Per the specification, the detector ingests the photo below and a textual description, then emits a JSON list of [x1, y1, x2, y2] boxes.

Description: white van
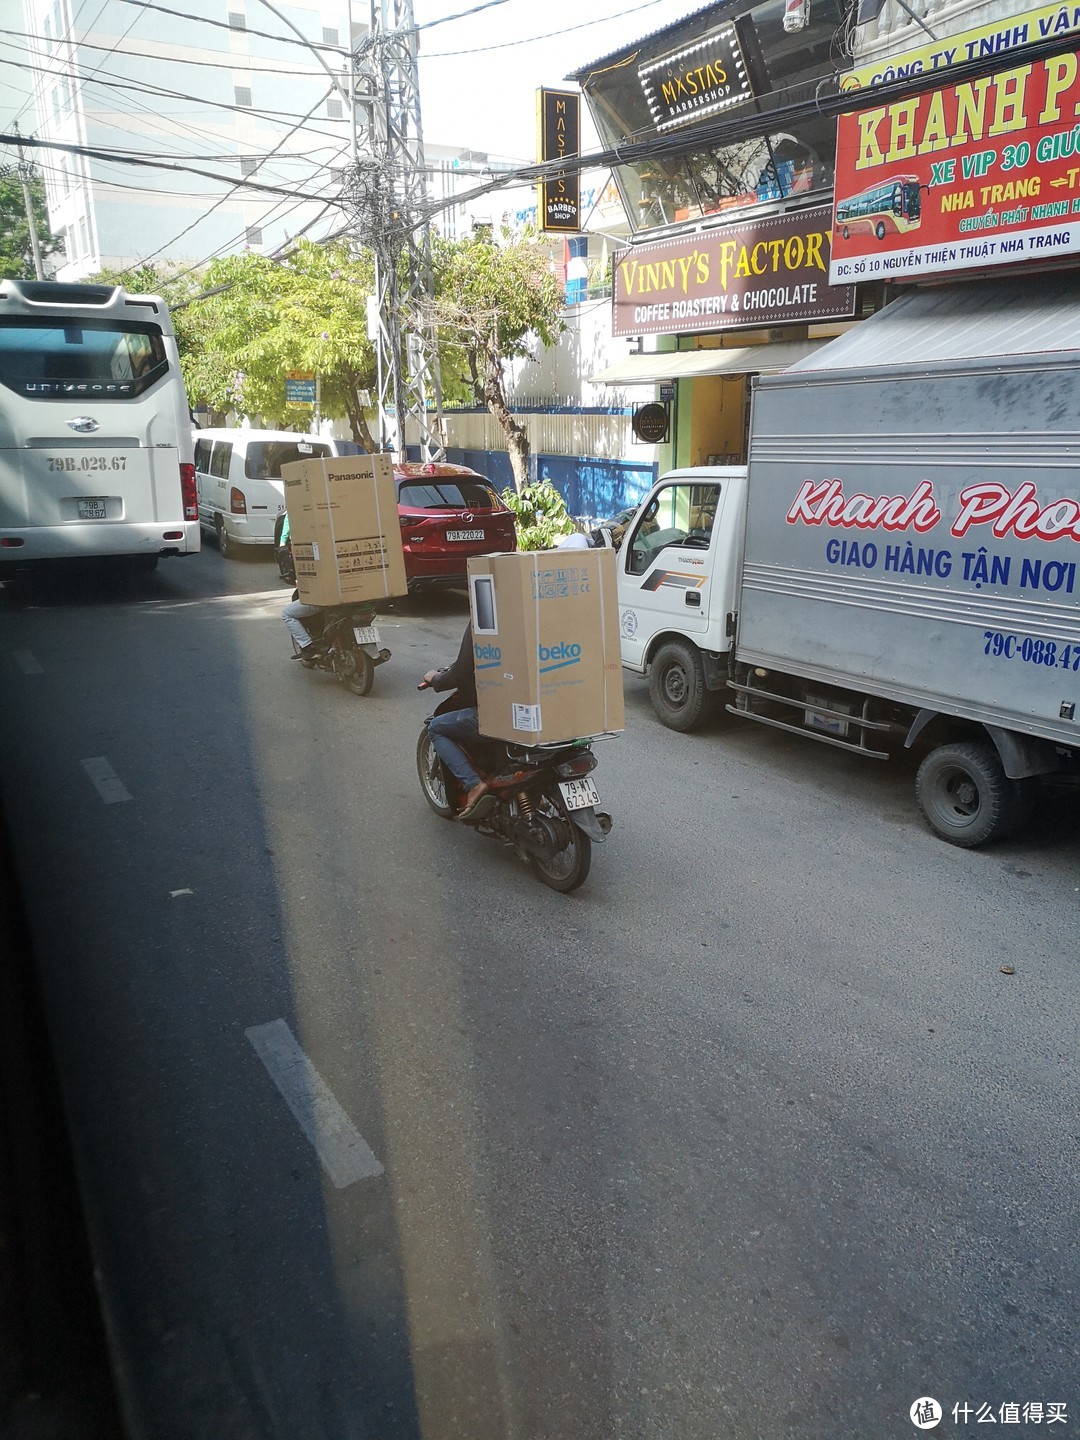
[[0, 278, 199, 574], [192, 427, 343, 558]]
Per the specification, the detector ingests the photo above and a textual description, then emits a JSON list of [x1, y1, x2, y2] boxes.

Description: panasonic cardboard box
[[467, 550, 624, 744], [281, 454, 407, 607]]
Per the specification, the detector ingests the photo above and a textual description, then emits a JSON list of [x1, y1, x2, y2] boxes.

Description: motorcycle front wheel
[[416, 728, 455, 818], [528, 792, 592, 893]]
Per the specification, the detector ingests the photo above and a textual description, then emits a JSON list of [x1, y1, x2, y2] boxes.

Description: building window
[[235, 85, 252, 107], [327, 98, 343, 119], [322, 26, 339, 45], [240, 157, 258, 178], [246, 225, 263, 246], [228, 10, 246, 27], [78, 215, 90, 257]]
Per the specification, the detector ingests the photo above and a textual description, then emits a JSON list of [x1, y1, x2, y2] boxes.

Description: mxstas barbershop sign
[[613, 205, 856, 336]]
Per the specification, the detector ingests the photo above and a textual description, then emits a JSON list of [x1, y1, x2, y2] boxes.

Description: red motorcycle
[[416, 689, 612, 893]]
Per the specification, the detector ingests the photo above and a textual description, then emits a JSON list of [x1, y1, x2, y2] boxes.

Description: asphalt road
[[0, 546, 1076, 1440]]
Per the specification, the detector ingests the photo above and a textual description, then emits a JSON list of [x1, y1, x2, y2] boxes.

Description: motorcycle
[[292, 596, 391, 696], [416, 688, 612, 892]]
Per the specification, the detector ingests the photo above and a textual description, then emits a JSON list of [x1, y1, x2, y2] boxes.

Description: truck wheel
[[649, 640, 714, 732], [915, 741, 1033, 847]]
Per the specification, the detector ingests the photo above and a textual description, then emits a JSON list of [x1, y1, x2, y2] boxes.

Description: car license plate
[[446, 529, 484, 542], [353, 625, 379, 646], [78, 498, 108, 519], [559, 777, 600, 811]]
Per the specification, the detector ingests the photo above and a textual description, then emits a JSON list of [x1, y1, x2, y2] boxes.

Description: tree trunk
[[481, 345, 529, 493]]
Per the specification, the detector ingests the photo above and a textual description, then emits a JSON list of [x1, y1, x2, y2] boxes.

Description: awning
[[589, 340, 828, 385]]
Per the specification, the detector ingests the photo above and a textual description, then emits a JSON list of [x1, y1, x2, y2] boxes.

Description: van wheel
[[915, 741, 1034, 847], [649, 640, 714, 732], [215, 516, 236, 559]]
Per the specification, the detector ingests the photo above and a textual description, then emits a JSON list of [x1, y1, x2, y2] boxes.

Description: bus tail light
[[180, 462, 197, 521], [230, 488, 247, 515]]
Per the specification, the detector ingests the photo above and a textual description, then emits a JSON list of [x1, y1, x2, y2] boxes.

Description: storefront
[[571, 0, 861, 462]]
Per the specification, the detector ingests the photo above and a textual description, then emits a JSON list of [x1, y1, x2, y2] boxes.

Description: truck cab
[[617, 466, 747, 729]]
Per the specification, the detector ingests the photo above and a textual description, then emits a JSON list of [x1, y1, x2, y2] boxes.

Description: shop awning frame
[[590, 340, 828, 385]]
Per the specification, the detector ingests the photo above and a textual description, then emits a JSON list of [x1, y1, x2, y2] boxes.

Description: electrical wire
[[421, 0, 684, 57], [3, 24, 347, 74], [117, 0, 347, 55]]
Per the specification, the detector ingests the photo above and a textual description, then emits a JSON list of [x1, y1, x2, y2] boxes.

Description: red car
[[277, 460, 517, 591], [395, 463, 517, 590]]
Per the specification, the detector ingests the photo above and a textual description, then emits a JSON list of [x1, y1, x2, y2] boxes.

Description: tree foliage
[[0, 171, 63, 280], [430, 230, 565, 491], [179, 240, 379, 445]]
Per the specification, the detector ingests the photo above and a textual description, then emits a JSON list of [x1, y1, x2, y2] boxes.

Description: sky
[[412, 0, 705, 164]]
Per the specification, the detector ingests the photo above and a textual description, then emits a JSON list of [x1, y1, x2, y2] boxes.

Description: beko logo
[[66, 415, 100, 433], [539, 641, 582, 671], [473, 642, 502, 668]]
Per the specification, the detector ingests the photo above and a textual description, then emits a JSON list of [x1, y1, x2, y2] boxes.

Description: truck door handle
[[685, 592, 701, 607]]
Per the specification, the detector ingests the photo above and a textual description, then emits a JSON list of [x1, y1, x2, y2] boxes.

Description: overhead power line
[[0, 130, 349, 205], [117, 0, 347, 54], [2, 23, 336, 74]]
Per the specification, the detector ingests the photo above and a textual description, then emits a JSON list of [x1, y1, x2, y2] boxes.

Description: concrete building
[[21, 0, 356, 279]]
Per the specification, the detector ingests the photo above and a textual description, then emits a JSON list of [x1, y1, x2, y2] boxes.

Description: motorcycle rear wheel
[[416, 729, 455, 818], [343, 646, 374, 696], [528, 794, 592, 892]]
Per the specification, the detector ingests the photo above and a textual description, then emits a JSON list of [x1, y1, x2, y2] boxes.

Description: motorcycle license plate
[[352, 625, 379, 646], [558, 777, 600, 811]]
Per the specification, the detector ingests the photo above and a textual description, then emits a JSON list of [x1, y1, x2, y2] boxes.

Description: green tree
[[430, 230, 565, 492], [0, 170, 62, 279], [499, 478, 575, 550], [181, 240, 379, 446]]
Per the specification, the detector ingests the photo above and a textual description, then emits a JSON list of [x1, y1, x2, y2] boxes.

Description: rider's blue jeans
[[428, 707, 483, 790]]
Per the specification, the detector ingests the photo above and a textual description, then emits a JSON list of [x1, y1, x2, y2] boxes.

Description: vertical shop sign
[[538, 88, 580, 234]]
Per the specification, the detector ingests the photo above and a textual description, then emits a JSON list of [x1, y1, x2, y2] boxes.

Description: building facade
[[22, 0, 356, 278]]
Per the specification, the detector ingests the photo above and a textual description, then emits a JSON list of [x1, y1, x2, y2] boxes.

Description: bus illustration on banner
[[835, 174, 923, 242]]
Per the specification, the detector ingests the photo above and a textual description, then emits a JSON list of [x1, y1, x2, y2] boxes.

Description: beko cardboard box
[[281, 454, 407, 606], [467, 549, 625, 744]]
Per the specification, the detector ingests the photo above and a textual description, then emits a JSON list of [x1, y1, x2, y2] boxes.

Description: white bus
[[0, 279, 199, 575]]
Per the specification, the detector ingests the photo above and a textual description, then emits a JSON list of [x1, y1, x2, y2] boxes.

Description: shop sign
[[612, 205, 855, 337], [831, 44, 1080, 284], [840, 2, 1080, 93], [632, 402, 670, 443], [537, 88, 580, 233], [638, 23, 753, 133]]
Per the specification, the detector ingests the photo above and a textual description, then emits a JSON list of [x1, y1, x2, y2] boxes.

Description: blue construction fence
[[405, 446, 658, 523]]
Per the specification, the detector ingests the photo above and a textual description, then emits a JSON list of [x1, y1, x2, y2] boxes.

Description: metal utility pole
[[349, 0, 445, 461], [13, 124, 45, 280]]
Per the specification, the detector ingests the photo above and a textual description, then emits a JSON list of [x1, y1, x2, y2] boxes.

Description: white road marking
[[12, 650, 43, 674], [80, 756, 132, 804], [244, 1019, 384, 1188], [169, 888, 194, 898]]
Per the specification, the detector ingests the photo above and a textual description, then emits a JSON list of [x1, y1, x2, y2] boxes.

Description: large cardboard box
[[467, 549, 625, 744], [281, 454, 407, 606]]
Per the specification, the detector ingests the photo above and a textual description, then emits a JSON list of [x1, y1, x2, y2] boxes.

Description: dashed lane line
[[245, 1019, 384, 1188]]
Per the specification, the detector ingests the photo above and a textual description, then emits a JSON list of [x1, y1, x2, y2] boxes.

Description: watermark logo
[[910, 1397, 942, 1430]]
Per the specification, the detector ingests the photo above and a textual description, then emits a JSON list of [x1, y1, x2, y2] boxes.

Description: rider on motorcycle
[[422, 623, 495, 822], [278, 513, 325, 661]]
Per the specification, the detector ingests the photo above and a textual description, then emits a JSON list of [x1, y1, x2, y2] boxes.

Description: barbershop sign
[[612, 205, 856, 336]]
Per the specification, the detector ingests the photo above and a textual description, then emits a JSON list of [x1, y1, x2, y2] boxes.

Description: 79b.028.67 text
[[984, 631, 1080, 668], [46, 455, 127, 472]]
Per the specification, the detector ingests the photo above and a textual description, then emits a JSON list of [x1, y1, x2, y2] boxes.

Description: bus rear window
[[0, 317, 169, 398], [244, 440, 332, 478]]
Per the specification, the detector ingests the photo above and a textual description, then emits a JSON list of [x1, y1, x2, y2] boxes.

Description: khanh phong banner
[[831, 42, 1080, 284], [613, 205, 856, 337]]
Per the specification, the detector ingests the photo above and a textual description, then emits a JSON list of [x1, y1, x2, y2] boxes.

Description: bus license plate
[[447, 529, 484, 542], [78, 498, 108, 519], [353, 625, 379, 646], [559, 777, 600, 811]]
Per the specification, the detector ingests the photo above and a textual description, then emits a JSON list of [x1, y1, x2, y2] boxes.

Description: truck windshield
[[0, 317, 168, 398]]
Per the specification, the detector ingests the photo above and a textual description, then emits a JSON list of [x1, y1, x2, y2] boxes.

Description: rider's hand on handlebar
[[418, 668, 438, 691]]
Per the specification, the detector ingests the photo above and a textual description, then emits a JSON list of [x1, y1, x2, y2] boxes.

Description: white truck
[[617, 272, 1080, 846]]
